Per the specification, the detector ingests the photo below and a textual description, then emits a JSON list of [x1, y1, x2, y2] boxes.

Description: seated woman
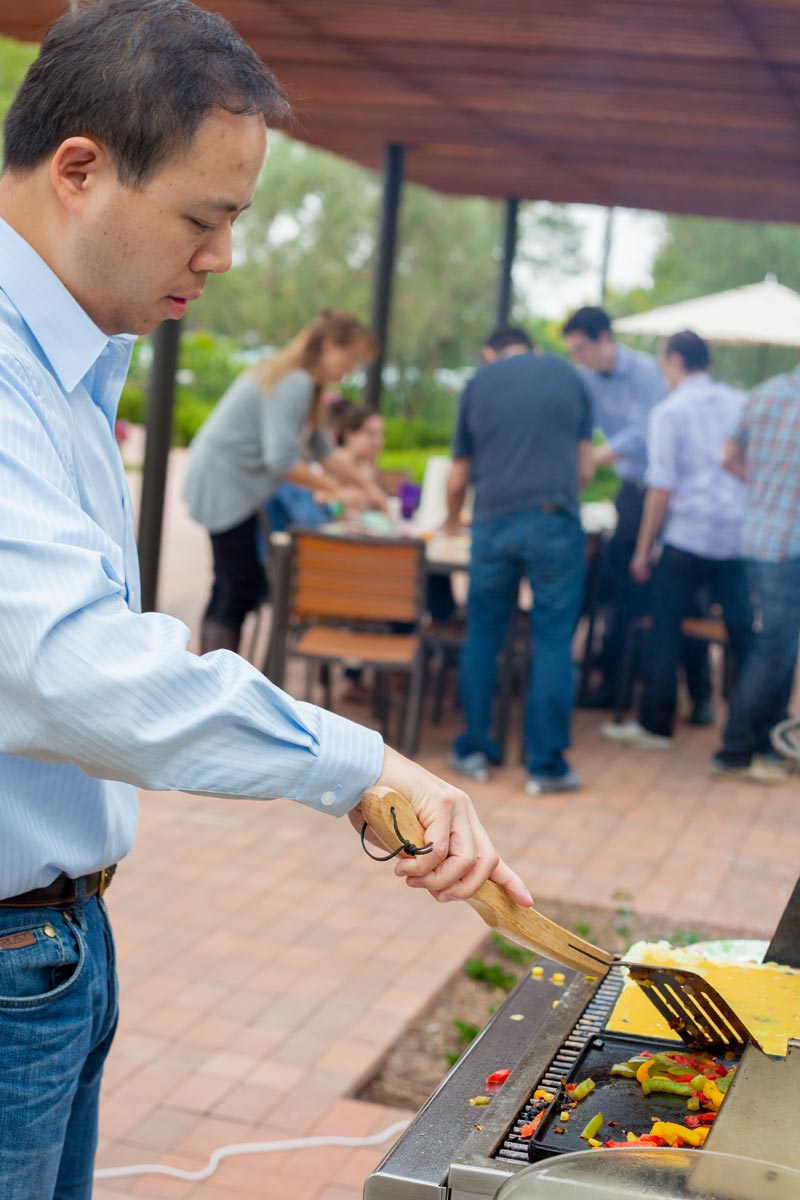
[[335, 407, 456, 704], [184, 309, 383, 654]]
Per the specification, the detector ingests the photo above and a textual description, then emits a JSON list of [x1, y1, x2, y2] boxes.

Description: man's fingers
[[490, 858, 533, 907]]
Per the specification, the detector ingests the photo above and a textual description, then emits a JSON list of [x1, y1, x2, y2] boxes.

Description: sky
[[522, 205, 667, 320]]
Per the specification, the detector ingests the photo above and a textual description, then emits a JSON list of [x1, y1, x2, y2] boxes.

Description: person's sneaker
[[601, 720, 674, 751], [448, 750, 491, 783], [688, 699, 714, 726], [525, 770, 582, 796], [711, 754, 789, 785]]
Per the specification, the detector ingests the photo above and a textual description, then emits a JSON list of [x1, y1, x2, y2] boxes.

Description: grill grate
[[495, 967, 625, 1163]]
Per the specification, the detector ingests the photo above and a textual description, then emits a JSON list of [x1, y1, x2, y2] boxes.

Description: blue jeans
[[0, 886, 118, 1199], [719, 558, 800, 765], [455, 507, 585, 778]]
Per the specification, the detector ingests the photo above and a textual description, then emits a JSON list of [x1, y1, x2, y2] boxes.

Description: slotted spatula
[[361, 787, 761, 1056]]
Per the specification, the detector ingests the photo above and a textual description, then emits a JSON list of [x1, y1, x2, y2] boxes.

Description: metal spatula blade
[[360, 787, 761, 1055], [625, 963, 761, 1056]]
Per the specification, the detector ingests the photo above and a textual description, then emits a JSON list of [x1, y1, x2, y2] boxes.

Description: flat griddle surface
[[532, 1031, 731, 1157]]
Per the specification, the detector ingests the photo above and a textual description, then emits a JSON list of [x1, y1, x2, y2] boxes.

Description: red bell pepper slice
[[486, 1069, 511, 1088]]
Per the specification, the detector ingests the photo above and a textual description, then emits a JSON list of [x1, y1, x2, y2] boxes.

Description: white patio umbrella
[[613, 276, 800, 347]]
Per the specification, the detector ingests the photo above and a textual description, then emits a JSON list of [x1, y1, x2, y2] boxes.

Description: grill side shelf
[[451, 966, 620, 1179], [495, 966, 624, 1164]]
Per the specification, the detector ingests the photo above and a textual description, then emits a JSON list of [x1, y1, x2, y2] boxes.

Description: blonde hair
[[248, 310, 378, 427]]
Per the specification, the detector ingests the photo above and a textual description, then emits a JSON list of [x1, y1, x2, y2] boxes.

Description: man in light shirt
[[0, 4, 530, 1195], [563, 306, 712, 720], [602, 331, 753, 751]]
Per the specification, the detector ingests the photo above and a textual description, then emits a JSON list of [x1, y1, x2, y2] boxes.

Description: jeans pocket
[[0, 911, 85, 1009]]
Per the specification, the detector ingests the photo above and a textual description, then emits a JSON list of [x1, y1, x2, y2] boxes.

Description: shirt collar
[[0, 216, 115, 395], [673, 371, 712, 394]]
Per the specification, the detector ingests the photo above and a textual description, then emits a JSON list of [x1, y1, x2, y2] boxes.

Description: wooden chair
[[613, 610, 734, 723], [281, 529, 427, 755]]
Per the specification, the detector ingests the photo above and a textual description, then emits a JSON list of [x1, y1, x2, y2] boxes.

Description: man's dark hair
[[3, 0, 290, 186], [561, 306, 613, 341], [484, 325, 533, 353], [665, 330, 710, 372]]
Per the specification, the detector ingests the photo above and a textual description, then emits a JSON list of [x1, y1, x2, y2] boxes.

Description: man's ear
[[482, 347, 497, 363], [49, 137, 113, 214]]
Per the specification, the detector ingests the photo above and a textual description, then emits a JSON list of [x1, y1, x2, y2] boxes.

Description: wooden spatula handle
[[360, 786, 613, 976]]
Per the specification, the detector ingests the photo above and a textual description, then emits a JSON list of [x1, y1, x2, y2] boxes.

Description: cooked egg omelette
[[606, 943, 800, 1056]]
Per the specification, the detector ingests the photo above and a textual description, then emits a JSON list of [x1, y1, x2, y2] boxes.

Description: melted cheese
[[607, 946, 800, 1057]]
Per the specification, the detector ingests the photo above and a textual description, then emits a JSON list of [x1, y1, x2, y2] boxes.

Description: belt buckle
[[98, 867, 110, 899]]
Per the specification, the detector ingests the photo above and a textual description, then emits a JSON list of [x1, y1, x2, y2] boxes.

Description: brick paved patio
[[93, 445, 798, 1199]]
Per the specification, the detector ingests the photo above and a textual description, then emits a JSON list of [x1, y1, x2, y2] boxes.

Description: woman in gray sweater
[[185, 310, 383, 653]]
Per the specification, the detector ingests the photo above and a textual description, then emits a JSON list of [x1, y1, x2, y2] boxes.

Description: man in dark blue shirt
[[445, 325, 593, 794]]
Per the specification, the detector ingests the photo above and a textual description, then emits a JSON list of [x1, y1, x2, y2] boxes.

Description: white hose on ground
[[93, 1118, 411, 1182]]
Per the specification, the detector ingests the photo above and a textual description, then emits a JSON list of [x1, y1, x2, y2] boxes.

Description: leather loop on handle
[[361, 786, 428, 854]]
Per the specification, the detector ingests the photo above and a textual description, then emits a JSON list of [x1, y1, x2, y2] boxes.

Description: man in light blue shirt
[[0, 4, 530, 1196], [562, 306, 712, 719], [601, 331, 753, 750]]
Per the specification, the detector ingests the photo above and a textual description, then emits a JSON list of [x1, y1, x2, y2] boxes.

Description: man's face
[[71, 109, 266, 335], [564, 330, 616, 373]]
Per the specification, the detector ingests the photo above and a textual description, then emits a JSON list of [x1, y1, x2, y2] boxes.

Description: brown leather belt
[[0, 865, 117, 909]]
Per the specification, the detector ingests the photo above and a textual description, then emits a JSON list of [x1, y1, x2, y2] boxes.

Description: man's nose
[[193, 225, 233, 275]]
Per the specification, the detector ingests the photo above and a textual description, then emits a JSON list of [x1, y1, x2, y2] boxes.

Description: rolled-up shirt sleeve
[[644, 405, 678, 491], [0, 355, 383, 818]]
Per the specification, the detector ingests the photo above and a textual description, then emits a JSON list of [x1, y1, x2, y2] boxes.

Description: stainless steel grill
[[364, 878, 800, 1200]]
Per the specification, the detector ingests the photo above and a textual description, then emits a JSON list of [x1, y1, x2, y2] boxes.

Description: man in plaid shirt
[[713, 360, 800, 782]]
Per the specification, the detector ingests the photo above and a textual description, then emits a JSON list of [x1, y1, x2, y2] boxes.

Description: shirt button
[[43, 924, 56, 938], [320, 791, 336, 807]]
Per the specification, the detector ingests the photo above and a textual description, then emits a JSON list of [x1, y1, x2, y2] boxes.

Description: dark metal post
[[364, 143, 406, 410], [496, 197, 520, 325], [137, 319, 182, 612]]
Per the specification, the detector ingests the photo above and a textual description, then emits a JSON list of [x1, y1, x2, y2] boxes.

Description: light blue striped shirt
[[578, 344, 666, 482], [0, 217, 384, 899], [645, 373, 746, 560]]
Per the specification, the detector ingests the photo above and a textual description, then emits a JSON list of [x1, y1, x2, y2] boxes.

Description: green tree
[[614, 215, 800, 388], [191, 134, 584, 392], [0, 36, 37, 155]]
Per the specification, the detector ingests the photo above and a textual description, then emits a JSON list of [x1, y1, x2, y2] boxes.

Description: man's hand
[[592, 442, 617, 470], [440, 517, 462, 537], [348, 746, 533, 907], [630, 550, 651, 583]]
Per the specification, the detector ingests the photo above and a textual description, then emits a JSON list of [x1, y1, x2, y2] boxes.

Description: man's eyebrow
[[198, 199, 254, 214]]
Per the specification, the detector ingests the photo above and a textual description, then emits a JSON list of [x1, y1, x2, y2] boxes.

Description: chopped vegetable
[[609, 1064, 638, 1079], [650, 1121, 710, 1148], [531, 966, 544, 977], [486, 1069, 511, 1088], [587, 1137, 602, 1147], [560, 1111, 570, 1122], [701, 1078, 725, 1109], [636, 1059, 654, 1084], [552, 973, 566, 984], [580, 1112, 604, 1141], [534, 1089, 554, 1102], [570, 1077, 596, 1102], [520, 1110, 547, 1138], [641, 1078, 694, 1097], [469, 1096, 491, 1107]]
